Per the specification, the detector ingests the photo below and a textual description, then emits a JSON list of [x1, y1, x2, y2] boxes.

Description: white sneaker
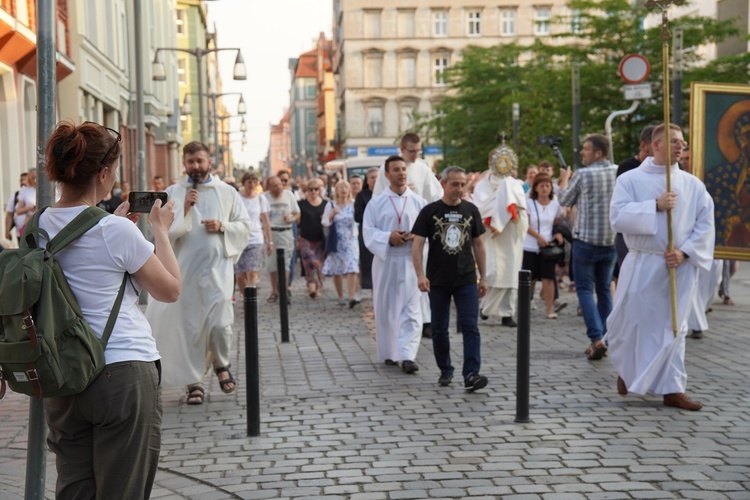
[[354, 291, 361, 302], [530, 299, 538, 310]]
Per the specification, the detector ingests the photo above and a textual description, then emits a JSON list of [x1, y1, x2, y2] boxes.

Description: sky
[[205, 0, 332, 168]]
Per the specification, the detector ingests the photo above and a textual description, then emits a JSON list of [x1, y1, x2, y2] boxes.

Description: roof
[[295, 49, 317, 78]]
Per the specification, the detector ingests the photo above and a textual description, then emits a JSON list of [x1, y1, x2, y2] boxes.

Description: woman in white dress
[[235, 172, 271, 297]]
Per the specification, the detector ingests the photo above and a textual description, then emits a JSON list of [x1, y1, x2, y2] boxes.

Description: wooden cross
[[644, 0, 686, 41]]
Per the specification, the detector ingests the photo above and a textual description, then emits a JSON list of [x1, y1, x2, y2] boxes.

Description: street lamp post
[[152, 47, 246, 144], [180, 91, 246, 166]]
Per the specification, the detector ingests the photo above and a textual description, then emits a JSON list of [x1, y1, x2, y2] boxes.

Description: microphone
[[189, 173, 202, 206]]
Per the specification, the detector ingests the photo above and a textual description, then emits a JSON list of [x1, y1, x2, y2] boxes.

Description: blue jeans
[[572, 240, 617, 343], [429, 283, 481, 379]]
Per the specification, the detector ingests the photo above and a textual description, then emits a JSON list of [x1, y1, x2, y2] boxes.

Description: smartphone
[[128, 191, 168, 213]]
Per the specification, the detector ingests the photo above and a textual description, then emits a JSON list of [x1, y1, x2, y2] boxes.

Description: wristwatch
[[219, 223, 225, 233]]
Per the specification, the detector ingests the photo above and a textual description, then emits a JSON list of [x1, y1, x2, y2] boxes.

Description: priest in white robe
[[147, 142, 251, 402], [372, 133, 442, 335], [687, 260, 722, 338], [364, 155, 427, 373], [473, 142, 528, 327], [606, 124, 714, 411]]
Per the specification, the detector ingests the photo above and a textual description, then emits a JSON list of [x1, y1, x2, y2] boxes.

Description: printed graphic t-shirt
[[411, 199, 485, 287]]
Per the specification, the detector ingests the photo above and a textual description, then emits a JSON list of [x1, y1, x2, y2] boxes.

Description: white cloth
[[363, 186, 426, 362], [687, 259, 722, 332], [524, 198, 563, 252], [240, 194, 270, 245], [147, 176, 251, 387], [606, 158, 715, 396], [473, 174, 529, 317], [38, 207, 157, 365], [16, 185, 36, 229], [372, 159, 443, 203]]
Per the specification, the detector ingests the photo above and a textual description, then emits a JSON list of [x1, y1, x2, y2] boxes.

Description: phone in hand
[[128, 191, 168, 213]]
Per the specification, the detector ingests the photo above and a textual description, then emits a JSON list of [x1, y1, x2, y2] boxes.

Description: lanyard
[[388, 195, 408, 229]]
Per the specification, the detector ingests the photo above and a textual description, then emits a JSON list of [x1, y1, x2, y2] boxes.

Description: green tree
[[425, 0, 742, 173]]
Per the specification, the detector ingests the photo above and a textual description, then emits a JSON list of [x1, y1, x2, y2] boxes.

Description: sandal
[[266, 292, 278, 303], [215, 366, 236, 394], [585, 340, 607, 361], [186, 386, 205, 405]]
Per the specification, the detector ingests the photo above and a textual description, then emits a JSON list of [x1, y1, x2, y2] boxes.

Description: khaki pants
[[44, 361, 162, 500]]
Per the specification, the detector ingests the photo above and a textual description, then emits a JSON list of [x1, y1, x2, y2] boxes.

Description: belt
[[271, 227, 291, 232]]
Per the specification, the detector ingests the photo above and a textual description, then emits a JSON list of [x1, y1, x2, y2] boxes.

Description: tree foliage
[[420, 0, 745, 173]]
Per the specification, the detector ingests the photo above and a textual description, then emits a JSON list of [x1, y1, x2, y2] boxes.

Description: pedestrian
[[349, 174, 363, 199], [297, 177, 327, 298], [14, 168, 37, 236], [557, 134, 617, 360], [41, 121, 181, 498], [152, 175, 167, 192], [322, 179, 360, 307], [522, 165, 538, 194], [354, 167, 378, 291], [263, 175, 300, 303], [4, 172, 28, 243], [363, 155, 427, 373], [235, 172, 272, 297], [411, 166, 490, 391], [146, 141, 251, 405], [607, 123, 714, 410], [522, 173, 564, 319], [472, 141, 529, 327]]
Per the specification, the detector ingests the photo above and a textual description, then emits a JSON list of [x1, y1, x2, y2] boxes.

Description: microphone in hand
[[189, 173, 202, 206]]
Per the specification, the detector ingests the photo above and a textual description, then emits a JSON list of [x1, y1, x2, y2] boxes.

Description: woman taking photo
[[322, 179, 360, 307], [297, 178, 327, 298], [522, 173, 563, 319], [235, 172, 271, 298], [41, 121, 181, 499]]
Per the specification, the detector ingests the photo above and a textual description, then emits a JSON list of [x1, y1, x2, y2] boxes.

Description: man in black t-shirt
[[411, 166, 489, 392]]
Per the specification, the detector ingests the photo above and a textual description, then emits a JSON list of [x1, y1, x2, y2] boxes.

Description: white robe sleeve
[[420, 168, 443, 203], [221, 188, 252, 260], [166, 184, 194, 244], [363, 198, 392, 261], [372, 164, 387, 197], [610, 177, 658, 236], [678, 188, 715, 272]]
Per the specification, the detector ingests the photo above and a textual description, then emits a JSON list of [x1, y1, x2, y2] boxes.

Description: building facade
[[332, 0, 585, 163], [267, 110, 291, 178], [287, 49, 318, 177]]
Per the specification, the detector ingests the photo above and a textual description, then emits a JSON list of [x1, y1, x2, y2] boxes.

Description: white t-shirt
[[38, 206, 158, 365], [16, 185, 36, 228], [523, 198, 563, 253], [240, 193, 270, 245], [264, 190, 300, 229], [6, 192, 25, 229]]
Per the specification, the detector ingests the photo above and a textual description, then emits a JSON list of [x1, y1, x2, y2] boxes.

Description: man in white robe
[[372, 133, 442, 337], [606, 124, 714, 411], [687, 260, 722, 339], [473, 152, 528, 327], [364, 155, 427, 373], [147, 142, 251, 404]]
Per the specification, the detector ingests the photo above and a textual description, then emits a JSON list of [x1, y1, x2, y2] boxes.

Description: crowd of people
[[3, 120, 735, 497]]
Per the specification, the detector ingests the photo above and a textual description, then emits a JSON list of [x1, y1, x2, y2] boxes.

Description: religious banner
[[690, 82, 750, 261]]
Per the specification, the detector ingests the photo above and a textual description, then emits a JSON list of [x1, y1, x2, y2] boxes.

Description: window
[[363, 52, 383, 88], [501, 9, 516, 36], [535, 7, 551, 35], [571, 9, 583, 34], [433, 11, 448, 37], [398, 10, 415, 38], [434, 57, 449, 86], [176, 9, 186, 36], [399, 103, 416, 133], [364, 10, 381, 39], [305, 83, 316, 99], [178, 58, 187, 85], [467, 10, 481, 36], [398, 54, 416, 88], [367, 106, 383, 137], [86, 7, 98, 44]]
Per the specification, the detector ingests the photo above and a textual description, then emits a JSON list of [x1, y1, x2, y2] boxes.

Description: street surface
[[1, 266, 749, 499]]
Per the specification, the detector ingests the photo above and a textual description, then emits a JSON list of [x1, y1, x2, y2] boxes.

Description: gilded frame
[[690, 82, 750, 261]]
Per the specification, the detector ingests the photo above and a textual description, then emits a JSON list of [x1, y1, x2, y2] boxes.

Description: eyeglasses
[[280, 178, 289, 184], [308, 187, 320, 191], [83, 121, 122, 165], [404, 148, 422, 154]]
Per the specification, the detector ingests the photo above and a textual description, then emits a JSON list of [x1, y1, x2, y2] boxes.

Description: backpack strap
[[100, 273, 128, 347]]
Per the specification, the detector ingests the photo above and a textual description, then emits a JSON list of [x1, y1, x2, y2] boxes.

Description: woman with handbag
[[522, 174, 564, 319], [322, 180, 360, 307]]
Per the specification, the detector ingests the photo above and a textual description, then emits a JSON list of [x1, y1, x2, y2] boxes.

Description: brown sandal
[[186, 386, 205, 405], [215, 366, 236, 394], [266, 292, 278, 303]]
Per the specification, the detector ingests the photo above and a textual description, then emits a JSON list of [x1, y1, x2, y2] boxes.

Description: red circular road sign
[[618, 54, 651, 84]]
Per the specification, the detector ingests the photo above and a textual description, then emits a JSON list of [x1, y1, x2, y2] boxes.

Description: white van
[[323, 156, 389, 181]]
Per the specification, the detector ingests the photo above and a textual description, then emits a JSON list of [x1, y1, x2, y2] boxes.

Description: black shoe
[[384, 359, 398, 366], [690, 330, 703, 339], [438, 372, 453, 386], [464, 372, 488, 392], [480, 311, 489, 320], [402, 360, 419, 374], [349, 299, 360, 309], [422, 323, 432, 339], [501, 316, 517, 327]]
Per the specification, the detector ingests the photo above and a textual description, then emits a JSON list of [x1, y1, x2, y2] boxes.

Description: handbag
[[533, 200, 564, 262], [324, 203, 339, 256]]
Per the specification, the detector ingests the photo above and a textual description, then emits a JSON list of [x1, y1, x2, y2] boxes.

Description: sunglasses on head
[[83, 121, 121, 165]]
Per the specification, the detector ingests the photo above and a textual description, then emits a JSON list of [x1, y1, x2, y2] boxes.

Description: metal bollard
[[276, 248, 290, 343], [515, 269, 532, 423], [244, 286, 260, 437]]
